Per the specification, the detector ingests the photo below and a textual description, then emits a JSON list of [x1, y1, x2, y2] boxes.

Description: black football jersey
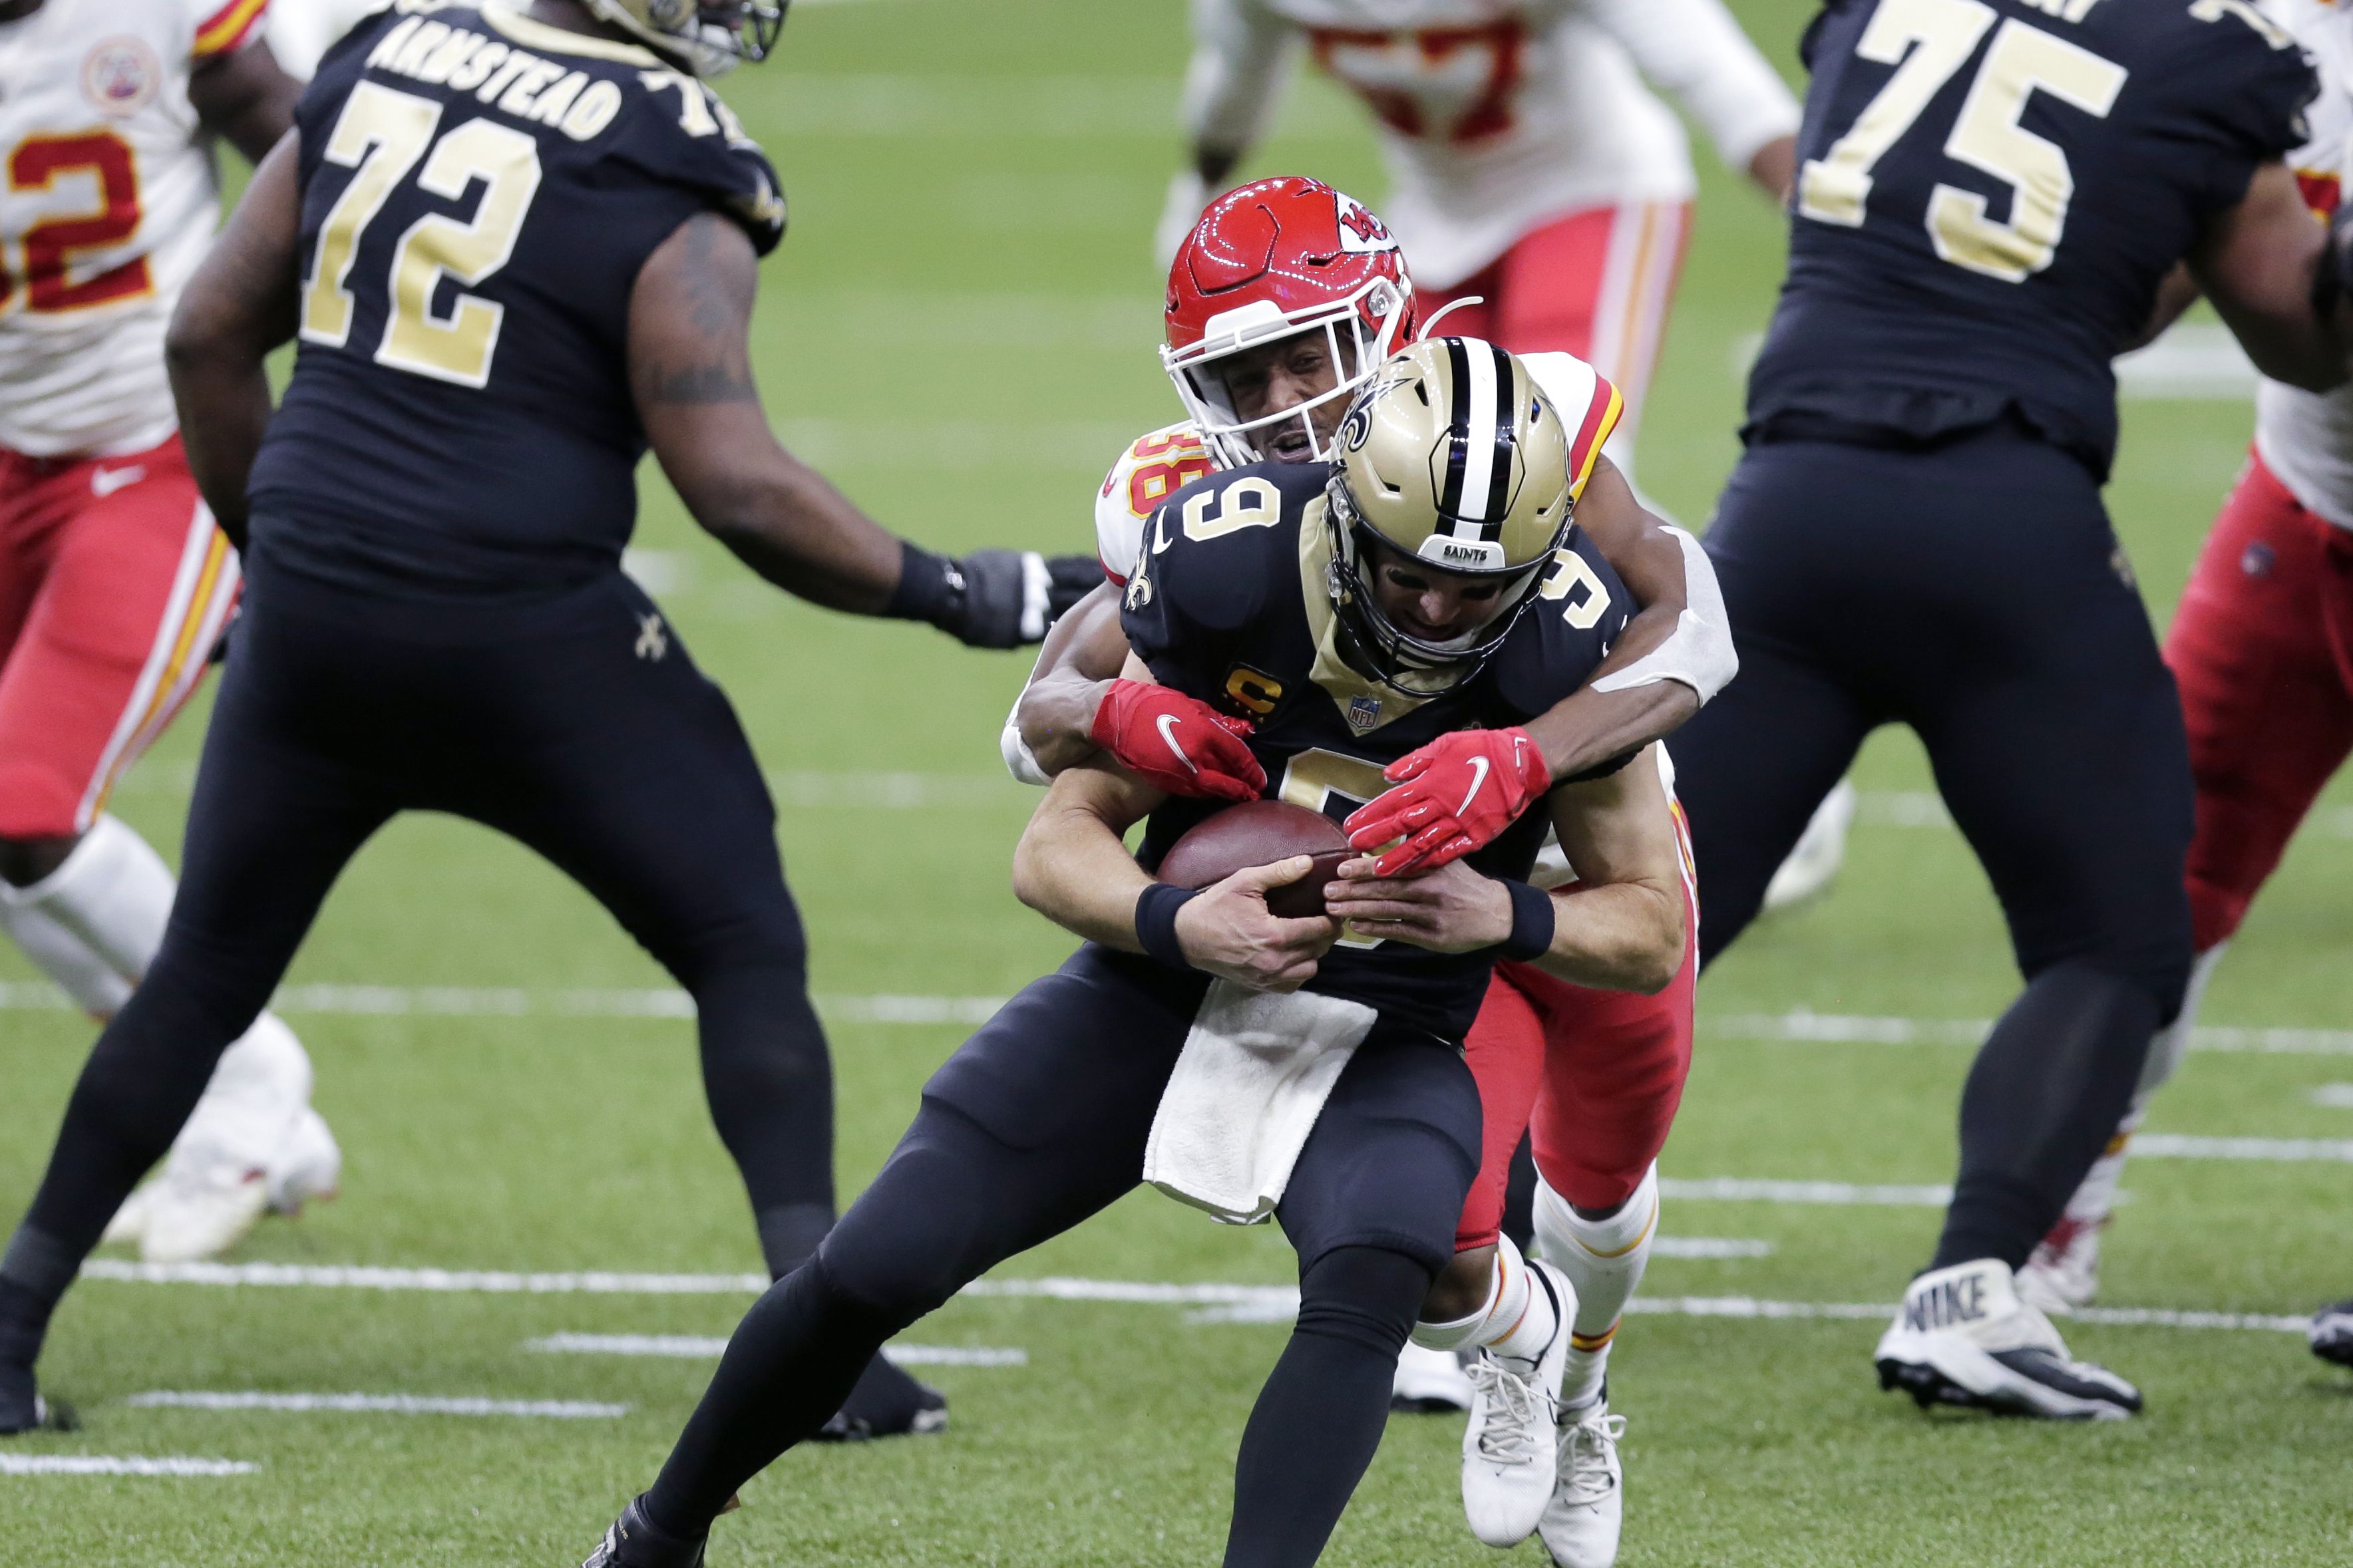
[[1745, 0, 2316, 479], [1121, 460, 1634, 1041], [247, 1, 785, 596]]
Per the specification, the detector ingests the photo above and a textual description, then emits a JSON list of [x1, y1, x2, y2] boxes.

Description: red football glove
[[1089, 678, 1266, 803], [1344, 726, 1550, 875]]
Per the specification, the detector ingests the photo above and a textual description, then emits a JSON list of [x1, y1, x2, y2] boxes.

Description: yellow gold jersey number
[[1278, 748, 1392, 950], [300, 80, 544, 389]]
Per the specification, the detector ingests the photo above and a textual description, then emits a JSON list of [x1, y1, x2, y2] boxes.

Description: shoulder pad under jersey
[[1094, 422, 1212, 584], [1519, 351, 1624, 501]]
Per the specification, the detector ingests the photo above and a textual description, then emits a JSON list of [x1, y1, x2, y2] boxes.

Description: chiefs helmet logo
[[1334, 194, 1397, 255]]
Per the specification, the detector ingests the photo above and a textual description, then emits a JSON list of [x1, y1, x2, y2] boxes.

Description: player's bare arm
[[631, 212, 1093, 643], [164, 135, 303, 550], [1011, 738, 1340, 994], [1521, 454, 1718, 780], [1014, 580, 1127, 772], [2193, 160, 2348, 393], [187, 35, 301, 163], [1324, 746, 1687, 995]]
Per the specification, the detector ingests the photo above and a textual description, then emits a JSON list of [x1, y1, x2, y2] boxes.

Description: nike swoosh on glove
[[1344, 726, 1550, 875], [1089, 679, 1265, 803]]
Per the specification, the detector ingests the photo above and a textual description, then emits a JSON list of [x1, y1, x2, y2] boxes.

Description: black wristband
[[883, 541, 958, 627], [1134, 883, 1202, 972], [1499, 879, 1556, 963]]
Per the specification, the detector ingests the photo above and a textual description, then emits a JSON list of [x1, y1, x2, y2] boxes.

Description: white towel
[[1143, 980, 1377, 1225]]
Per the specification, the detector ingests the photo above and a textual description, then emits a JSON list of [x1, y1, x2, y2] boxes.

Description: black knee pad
[[1292, 1245, 1433, 1361]]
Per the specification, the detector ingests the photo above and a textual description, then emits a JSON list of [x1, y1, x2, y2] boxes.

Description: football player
[[0, 0, 343, 1265], [2014, 0, 2353, 1347], [0, 0, 1092, 1438], [1663, 0, 2349, 1418], [580, 339, 1690, 1568], [1013, 178, 1720, 1567], [1159, 0, 1800, 491]]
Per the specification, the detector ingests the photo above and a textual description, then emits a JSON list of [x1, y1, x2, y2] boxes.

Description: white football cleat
[[1461, 1261, 1574, 1547], [266, 1108, 342, 1216], [1875, 1259, 2141, 1420], [1761, 778, 1857, 912], [1392, 1340, 1475, 1412], [100, 1180, 157, 1249], [1540, 1397, 1627, 1568], [138, 1013, 319, 1264], [2016, 1214, 2104, 1316]]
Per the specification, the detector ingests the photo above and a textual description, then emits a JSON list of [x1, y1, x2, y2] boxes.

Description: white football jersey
[[264, 0, 382, 80], [2253, 0, 2353, 532], [0, 0, 267, 458], [1186, 0, 1799, 287]]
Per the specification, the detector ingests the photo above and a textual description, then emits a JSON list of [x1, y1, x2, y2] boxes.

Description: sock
[[0, 882, 130, 1014], [1225, 1245, 1429, 1568], [2049, 943, 2227, 1239], [1535, 1165, 1658, 1411], [644, 1254, 901, 1537], [9, 816, 174, 983], [755, 1201, 832, 1281], [1409, 1235, 1558, 1368], [0, 1228, 77, 1365], [1931, 961, 2158, 1271]]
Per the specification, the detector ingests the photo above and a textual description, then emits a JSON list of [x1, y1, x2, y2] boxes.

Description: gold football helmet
[[1324, 337, 1574, 690], [581, 0, 784, 77]]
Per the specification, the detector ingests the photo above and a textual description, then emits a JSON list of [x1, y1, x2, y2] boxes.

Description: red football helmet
[[1162, 176, 1418, 467]]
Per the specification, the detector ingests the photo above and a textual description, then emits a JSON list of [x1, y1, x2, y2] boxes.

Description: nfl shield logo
[[1347, 695, 1381, 731]]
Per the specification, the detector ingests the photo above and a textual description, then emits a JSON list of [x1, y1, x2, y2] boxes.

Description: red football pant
[[2166, 447, 2353, 952], [0, 435, 238, 840], [1455, 827, 1700, 1250], [1422, 200, 1693, 461]]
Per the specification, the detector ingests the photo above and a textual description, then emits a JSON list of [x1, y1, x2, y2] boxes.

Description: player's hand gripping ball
[[1158, 800, 1352, 918], [1344, 726, 1551, 875], [1090, 679, 1268, 803]]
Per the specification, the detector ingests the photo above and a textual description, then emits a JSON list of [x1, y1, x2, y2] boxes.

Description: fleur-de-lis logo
[[635, 613, 668, 661]]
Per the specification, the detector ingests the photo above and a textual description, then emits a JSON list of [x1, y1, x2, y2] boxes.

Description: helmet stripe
[[1452, 337, 1498, 532], [1483, 342, 1516, 528], [1441, 336, 1473, 524]]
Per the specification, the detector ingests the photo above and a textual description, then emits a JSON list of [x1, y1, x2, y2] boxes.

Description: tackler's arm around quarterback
[[629, 214, 1093, 649], [1326, 746, 1686, 995], [1524, 454, 1733, 778], [1012, 758, 1338, 996], [166, 137, 305, 551]]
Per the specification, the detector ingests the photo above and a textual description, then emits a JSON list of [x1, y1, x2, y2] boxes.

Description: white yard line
[[81, 1260, 769, 1294], [15, 981, 2351, 1060], [2131, 1134, 2353, 1163], [526, 1333, 1027, 1366], [2308, 1084, 2353, 1108], [123, 1392, 626, 1419], [1658, 1177, 1953, 1206], [0, 1454, 257, 1477]]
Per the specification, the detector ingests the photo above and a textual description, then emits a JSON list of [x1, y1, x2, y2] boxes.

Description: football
[[1157, 799, 1353, 918]]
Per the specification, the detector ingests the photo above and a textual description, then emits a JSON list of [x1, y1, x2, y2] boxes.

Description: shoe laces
[[1467, 1354, 1552, 1464], [1557, 1410, 1627, 1505]]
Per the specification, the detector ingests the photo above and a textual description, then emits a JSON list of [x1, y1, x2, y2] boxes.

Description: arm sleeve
[[1587, 526, 1739, 703], [192, 0, 272, 59], [1181, 0, 1302, 157], [1577, 0, 1803, 172]]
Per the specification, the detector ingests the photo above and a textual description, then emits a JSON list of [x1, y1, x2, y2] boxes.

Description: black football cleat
[[1, 1358, 77, 1437], [582, 1496, 707, 1568], [813, 1352, 947, 1442], [2310, 1299, 2353, 1367]]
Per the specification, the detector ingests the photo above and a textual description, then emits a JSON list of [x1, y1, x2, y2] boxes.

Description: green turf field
[[6, 1, 2353, 1562]]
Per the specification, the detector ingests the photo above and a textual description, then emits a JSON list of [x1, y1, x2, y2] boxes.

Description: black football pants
[[643, 945, 1483, 1567], [1672, 428, 2195, 1271], [1, 559, 835, 1316]]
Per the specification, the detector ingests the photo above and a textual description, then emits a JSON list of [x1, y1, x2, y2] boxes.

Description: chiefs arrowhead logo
[[1334, 194, 1397, 255]]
